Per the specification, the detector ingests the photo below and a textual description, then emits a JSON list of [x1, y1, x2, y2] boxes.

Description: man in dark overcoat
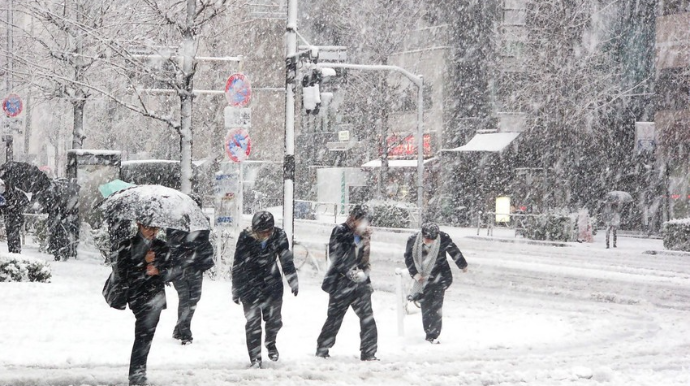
[[232, 211, 298, 368], [316, 205, 378, 361], [168, 229, 215, 345], [404, 223, 468, 344]]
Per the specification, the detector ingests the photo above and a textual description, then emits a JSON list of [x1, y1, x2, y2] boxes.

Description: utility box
[[66, 149, 122, 226], [317, 167, 368, 215]]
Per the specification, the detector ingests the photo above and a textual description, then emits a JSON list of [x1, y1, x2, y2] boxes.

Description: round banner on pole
[[224, 128, 251, 162], [224, 73, 251, 107], [2, 94, 23, 117]]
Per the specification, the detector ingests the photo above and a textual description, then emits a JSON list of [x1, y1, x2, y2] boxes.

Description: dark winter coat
[[116, 233, 177, 311], [232, 227, 298, 303], [1, 186, 28, 216], [321, 222, 372, 296], [167, 229, 215, 274], [404, 231, 467, 291]]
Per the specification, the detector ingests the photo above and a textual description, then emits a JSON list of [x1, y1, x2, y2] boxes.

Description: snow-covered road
[[1, 224, 689, 386]]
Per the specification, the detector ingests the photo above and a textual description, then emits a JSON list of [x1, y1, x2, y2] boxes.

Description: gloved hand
[[347, 268, 368, 283], [232, 293, 240, 305], [291, 285, 299, 297]]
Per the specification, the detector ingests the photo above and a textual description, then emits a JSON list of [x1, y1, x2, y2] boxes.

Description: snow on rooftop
[[444, 132, 521, 153], [68, 149, 122, 156], [361, 158, 436, 168]]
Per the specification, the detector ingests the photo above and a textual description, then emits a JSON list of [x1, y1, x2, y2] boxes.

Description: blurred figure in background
[[168, 228, 215, 345]]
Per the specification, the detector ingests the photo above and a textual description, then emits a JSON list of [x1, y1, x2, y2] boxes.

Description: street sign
[[224, 128, 251, 162], [224, 106, 251, 128], [2, 94, 23, 117], [225, 73, 251, 107]]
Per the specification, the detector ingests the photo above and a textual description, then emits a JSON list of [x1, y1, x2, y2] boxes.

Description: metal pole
[[318, 63, 425, 224], [284, 0, 297, 246], [416, 77, 424, 226]]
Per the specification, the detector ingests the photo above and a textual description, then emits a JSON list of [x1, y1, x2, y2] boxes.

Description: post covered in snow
[[395, 268, 405, 336]]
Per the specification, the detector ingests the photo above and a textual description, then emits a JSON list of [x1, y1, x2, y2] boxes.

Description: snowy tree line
[[2, 0, 678, 230]]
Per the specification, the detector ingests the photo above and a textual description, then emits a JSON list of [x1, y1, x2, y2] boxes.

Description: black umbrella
[[0, 161, 51, 195]]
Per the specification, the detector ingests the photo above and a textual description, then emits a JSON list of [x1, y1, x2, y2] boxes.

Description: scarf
[[410, 231, 440, 296]]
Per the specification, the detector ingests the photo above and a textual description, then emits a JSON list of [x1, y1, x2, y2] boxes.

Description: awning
[[443, 132, 520, 153], [361, 158, 436, 168]]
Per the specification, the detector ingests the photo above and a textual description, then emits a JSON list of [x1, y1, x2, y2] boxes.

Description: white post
[[395, 269, 405, 337], [284, 0, 297, 246], [416, 77, 424, 227]]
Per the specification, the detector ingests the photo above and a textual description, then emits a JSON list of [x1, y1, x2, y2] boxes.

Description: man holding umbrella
[[1, 180, 29, 254], [0, 162, 52, 254]]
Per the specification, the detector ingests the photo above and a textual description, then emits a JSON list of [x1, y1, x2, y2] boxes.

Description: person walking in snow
[[232, 211, 299, 368], [168, 228, 215, 345], [116, 220, 177, 386], [404, 223, 468, 344], [316, 204, 379, 361], [604, 203, 621, 249], [1, 180, 29, 254]]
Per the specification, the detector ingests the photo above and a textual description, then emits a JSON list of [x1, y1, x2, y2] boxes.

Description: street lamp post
[[284, 0, 298, 244], [318, 63, 425, 226]]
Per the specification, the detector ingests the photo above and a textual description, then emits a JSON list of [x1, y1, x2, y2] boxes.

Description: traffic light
[[302, 69, 322, 115]]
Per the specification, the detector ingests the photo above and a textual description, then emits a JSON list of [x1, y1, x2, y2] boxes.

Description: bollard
[[395, 268, 405, 337]]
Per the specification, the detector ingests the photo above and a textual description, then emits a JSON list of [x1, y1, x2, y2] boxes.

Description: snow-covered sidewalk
[[1, 227, 689, 386]]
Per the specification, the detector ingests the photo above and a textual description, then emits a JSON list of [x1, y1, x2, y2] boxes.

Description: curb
[[643, 250, 690, 257], [465, 235, 572, 248]]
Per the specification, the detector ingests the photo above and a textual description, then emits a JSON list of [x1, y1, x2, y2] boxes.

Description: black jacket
[[321, 222, 371, 295], [116, 233, 177, 310], [167, 229, 215, 276], [1, 187, 28, 217], [232, 227, 298, 303], [404, 231, 467, 291]]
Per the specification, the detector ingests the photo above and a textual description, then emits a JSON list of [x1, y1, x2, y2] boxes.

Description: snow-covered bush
[[524, 214, 573, 242], [663, 219, 690, 252], [369, 200, 413, 228], [0, 254, 51, 282]]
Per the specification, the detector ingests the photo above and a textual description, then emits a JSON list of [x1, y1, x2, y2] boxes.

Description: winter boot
[[315, 349, 330, 358], [267, 344, 279, 361], [361, 354, 380, 361], [249, 358, 262, 369]]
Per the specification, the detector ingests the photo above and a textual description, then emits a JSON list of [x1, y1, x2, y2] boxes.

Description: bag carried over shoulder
[[103, 270, 128, 310]]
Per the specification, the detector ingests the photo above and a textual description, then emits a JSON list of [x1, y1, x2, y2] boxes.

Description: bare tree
[[12, 0, 119, 149]]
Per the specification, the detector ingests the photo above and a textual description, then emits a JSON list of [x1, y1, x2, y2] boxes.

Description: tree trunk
[[72, 98, 85, 149], [179, 0, 196, 194]]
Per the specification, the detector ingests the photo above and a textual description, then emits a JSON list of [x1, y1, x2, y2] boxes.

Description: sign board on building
[[224, 128, 251, 162], [224, 106, 251, 128], [635, 122, 656, 153], [385, 134, 432, 158], [225, 73, 252, 107]]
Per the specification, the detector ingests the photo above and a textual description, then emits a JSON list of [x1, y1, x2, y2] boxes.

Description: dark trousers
[[5, 213, 23, 254], [129, 293, 165, 383], [173, 271, 203, 340], [316, 286, 378, 358], [420, 286, 445, 340], [606, 225, 618, 247], [242, 296, 283, 362]]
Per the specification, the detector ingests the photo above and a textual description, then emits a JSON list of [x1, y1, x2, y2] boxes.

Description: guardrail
[[477, 211, 536, 237]]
